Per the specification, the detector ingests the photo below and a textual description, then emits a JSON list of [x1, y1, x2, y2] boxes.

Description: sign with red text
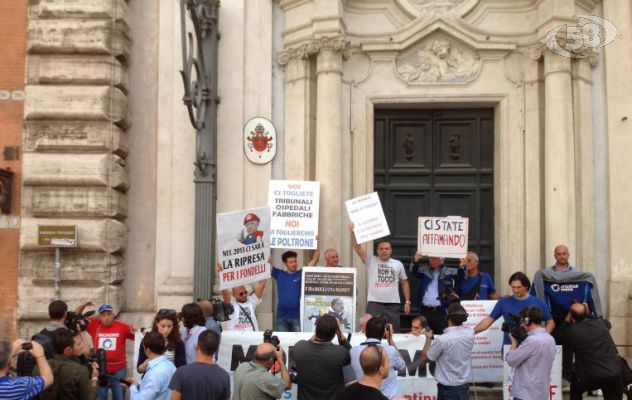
[[217, 206, 271, 290], [503, 345, 562, 400], [268, 180, 320, 249], [462, 300, 504, 381], [418, 216, 469, 258], [345, 192, 390, 244]]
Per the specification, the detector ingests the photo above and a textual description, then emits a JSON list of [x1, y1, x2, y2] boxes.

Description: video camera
[[65, 310, 95, 332], [501, 313, 528, 343], [437, 279, 457, 303], [263, 329, 280, 348], [211, 298, 234, 322]]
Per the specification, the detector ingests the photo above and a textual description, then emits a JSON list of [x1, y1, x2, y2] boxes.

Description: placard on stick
[[217, 206, 271, 290], [345, 192, 390, 244], [418, 216, 469, 258], [268, 180, 320, 249]]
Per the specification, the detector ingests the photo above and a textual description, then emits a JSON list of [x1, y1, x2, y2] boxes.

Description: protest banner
[[268, 180, 320, 249], [217, 331, 437, 400], [345, 192, 390, 244], [418, 216, 469, 258], [217, 206, 271, 290], [462, 300, 504, 382], [503, 345, 562, 400], [300, 267, 356, 334]]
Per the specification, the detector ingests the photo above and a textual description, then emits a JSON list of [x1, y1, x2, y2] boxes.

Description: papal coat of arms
[[243, 117, 277, 164]]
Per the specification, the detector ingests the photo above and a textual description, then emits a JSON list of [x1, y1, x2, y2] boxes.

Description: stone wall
[[18, 0, 130, 337]]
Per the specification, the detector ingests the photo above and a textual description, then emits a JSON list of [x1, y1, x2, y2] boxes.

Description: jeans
[[276, 317, 301, 332], [437, 383, 469, 400], [97, 366, 127, 400]]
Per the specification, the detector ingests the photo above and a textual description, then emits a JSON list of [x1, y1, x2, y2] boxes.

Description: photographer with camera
[[474, 272, 554, 345], [0, 339, 53, 398], [197, 299, 223, 337], [410, 252, 460, 334], [561, 302, 624, 400], [75, 302, 135, 400], [126, 332, 177, 400], [233, 341, 291, 400], [505, 306, 556, 400], [420, 303, 474, 400], [33, 329, 98, 400], [350, 317, 406, 400], [293, 314, 351, 400]]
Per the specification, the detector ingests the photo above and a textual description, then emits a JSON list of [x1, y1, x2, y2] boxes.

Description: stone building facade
[[3, 0, 631, 353]]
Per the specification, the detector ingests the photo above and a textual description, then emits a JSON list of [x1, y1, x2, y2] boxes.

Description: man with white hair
[[456, 251, 499, 300], [410, 252, 459, 334]]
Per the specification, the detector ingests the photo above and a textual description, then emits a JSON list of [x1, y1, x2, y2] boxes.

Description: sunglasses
[[237, 291, 248, 296]]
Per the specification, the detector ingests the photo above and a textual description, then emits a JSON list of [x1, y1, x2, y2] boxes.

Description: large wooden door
[[374, 108, 494, 314]]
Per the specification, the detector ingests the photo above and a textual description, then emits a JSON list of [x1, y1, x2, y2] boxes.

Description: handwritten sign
[[268, 180, 320, 249], [345, 192, 390, 244], [418, 216, 469, 258], [217, 206, 271, 290]]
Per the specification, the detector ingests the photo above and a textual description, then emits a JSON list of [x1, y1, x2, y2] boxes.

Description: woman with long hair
[[179, 303, 208, 364], [137, 309, 186, 373]]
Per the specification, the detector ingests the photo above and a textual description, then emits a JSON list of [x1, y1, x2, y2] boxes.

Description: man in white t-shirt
[[222, 280, 267, 331], [350, 224, 411, 333]]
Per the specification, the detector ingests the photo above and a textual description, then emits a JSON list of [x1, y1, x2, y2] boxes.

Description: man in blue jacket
[[410, 252, 459, 334]]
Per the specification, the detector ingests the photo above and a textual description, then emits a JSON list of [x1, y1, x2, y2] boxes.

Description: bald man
[[562, 303, 623, 400], [233, 343, 291, 400], [341, 346, 392, 400], [549, 245, 578, 272]]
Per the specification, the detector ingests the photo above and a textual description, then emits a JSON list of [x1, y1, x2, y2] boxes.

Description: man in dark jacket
[[34, 329, 98, 400], [562, 302, 623, 400]]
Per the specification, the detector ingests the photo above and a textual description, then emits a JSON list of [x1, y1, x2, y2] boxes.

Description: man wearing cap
[[77, 302, 135, 400], [421, 303, 475, 400], [239, 213, 264, 245]]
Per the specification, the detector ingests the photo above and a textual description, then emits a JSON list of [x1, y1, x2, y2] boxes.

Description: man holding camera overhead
[[0, 339, 53, 399], [410, 252, 459, 334]]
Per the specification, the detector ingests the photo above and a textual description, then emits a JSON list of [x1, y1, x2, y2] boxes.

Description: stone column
[[542, 48, 577, 259], [314, 37, 349, 253]]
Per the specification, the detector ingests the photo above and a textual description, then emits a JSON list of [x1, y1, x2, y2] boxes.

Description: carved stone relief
[[395, 36, 481, 84]]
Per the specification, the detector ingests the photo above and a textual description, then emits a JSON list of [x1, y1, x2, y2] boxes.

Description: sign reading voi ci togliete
[[268, 180, 320, 249]]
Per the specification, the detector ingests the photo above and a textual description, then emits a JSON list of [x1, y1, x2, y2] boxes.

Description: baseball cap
[[243, 213, 260, 224], [98, 304, 114, 314]]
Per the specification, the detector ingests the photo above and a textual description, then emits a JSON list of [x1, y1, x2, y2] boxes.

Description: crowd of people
[[0, 236, 629, 400]]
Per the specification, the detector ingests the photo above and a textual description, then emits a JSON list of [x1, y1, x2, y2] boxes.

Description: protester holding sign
[[410, 252, 459, 334], [271, 249, 319, 332], [217, 262, 267, 332], [350, 224, 411, 333], [474, 272, 554, 344], [455, 251, 499, 301]]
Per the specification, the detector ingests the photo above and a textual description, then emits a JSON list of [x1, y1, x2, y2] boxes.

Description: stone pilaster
[[314, 36, 350, 254], [19, 0, 130, 337]]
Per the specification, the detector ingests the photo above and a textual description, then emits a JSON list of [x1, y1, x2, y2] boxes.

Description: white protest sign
[[268, 180, 320, 249], [418, 216, 469, 258], [462, 300, 504, 382], [301, 267, 356, 334], [217, 206, 271, 290], [345, 192, 390, 244], [503, 345, 562, 400], [217, 331, 437, 400]]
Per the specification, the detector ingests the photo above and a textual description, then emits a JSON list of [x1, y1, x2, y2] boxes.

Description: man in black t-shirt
[[169, 330, 230, 400], [341, 345, 406, 400]]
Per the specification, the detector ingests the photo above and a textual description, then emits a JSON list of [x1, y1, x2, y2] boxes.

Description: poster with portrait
[[268, 180, 320, 249], [217, 206, 271, 290], [300, 267, 356, 334]]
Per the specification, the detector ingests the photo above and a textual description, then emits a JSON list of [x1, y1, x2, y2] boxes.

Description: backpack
[[16, 327, 65, 376]]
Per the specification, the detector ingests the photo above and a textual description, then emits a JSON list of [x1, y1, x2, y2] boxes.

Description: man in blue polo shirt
[[271, 249, 319, 332], [456, 251, 499, 300], [474, 271, 554, 344]]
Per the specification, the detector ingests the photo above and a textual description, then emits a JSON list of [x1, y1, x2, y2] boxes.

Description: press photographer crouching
[[232, 338, 291, 400], [0, 339, 53, 399], [562, 302, 624, 400], [33, 329, 99, 400], [505, 307, 556, 400]]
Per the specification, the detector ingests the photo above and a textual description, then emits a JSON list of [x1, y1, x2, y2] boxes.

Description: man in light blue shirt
[[350, 317, 406, 399], [126, 332, 176, 400]]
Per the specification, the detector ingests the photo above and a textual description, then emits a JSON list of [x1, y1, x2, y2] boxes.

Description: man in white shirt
[[222, 280, 267, 331], [421, 303, 474, 400], [350, 224, 411, 333]]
